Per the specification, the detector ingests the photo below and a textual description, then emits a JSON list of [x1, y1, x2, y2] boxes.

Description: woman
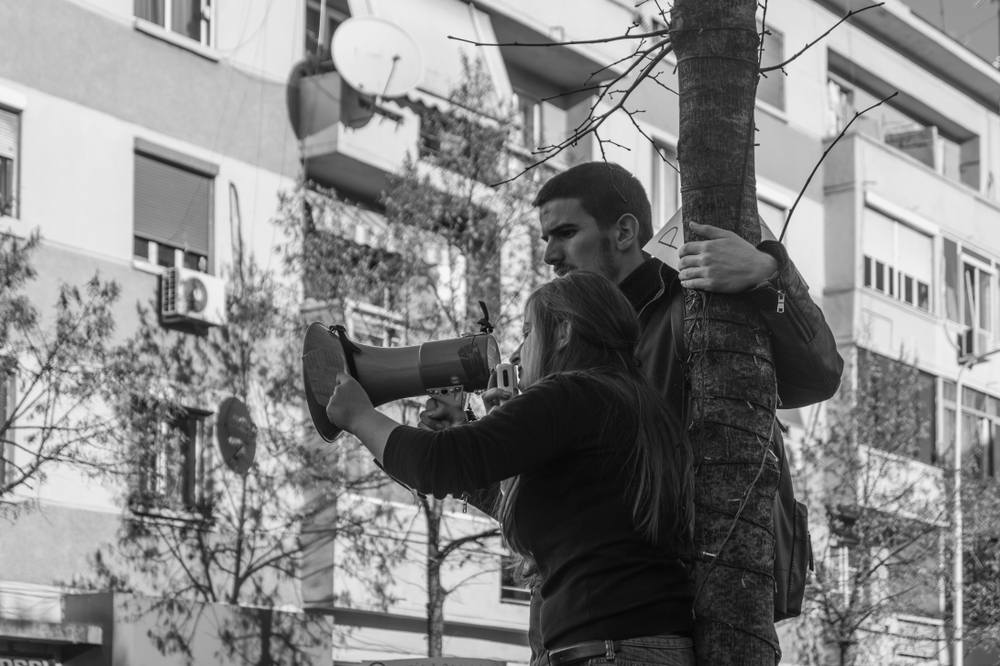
[[326, 271, 695, 665]]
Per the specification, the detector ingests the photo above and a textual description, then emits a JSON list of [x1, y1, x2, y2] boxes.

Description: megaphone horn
[[302, 322, 500, 442]]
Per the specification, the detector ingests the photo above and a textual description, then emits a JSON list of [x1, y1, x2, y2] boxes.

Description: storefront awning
[[347, 0, 513, 107]]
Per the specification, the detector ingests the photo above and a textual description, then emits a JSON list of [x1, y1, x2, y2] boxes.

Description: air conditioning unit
[[958, 326, 989, 362], [161, 267, 226, 327]]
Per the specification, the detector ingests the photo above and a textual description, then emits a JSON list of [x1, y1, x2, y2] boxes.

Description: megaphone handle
[[330, 325, 361, 379]]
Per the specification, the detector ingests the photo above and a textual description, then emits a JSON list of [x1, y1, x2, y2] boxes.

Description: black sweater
[[382, 372, 693, 649]]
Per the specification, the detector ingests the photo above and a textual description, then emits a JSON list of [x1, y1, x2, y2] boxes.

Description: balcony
[[824, 131, 1000, 242], [856, 445, 946, 525], [295, 71, 420, 201]]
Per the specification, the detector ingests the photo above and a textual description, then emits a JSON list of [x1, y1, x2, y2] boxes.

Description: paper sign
[[643, 208, 780, 269], [643, 208, 684, 270]]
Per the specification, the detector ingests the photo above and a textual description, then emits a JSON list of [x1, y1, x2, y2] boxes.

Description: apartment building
[[2, 0, 1000, 664], [0, 0, 310, 664]]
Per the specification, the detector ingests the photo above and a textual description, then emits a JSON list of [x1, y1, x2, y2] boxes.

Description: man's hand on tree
[[678, 221, 779, 293]]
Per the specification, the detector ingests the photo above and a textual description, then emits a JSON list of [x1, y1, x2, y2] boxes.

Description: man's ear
[[554, 320, 572, 352], [614, 214, 640, 251]]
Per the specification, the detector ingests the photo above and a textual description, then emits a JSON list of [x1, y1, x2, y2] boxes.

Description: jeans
[[541, 634, 695, 666]]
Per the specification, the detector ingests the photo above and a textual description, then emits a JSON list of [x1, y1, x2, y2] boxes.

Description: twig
[[447, 28, 670, 49], [779, 92, 898, 242], [760, 3, 885, 74], [490, 40, 673, 186]]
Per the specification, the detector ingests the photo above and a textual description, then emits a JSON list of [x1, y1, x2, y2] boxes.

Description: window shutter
[[134, 153, 211, 256], [0, 110, 18, 160]]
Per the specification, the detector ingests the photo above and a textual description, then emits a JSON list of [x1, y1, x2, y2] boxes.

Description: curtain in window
[[134, 0, 164, 27], [172, 0, 202, 41]]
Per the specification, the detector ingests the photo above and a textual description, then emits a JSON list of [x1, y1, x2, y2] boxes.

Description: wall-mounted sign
[[216, 397, 257, 475], [0, 658, 57, 666]]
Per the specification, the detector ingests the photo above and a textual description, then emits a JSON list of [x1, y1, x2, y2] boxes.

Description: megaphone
[[302, 322, 501, 442]]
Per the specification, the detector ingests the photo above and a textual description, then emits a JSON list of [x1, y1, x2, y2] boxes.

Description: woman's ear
[[555, 320, 572, 352]]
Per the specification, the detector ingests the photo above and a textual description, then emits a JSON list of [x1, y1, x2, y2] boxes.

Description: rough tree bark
[[425, 500, 447, 657], [672, 1, 781, 663]]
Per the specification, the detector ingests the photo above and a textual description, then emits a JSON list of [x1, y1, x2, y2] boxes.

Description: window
[[892, 617, 943, 661], [133, 146, 214, 273], [134, 406, 213, 512], [346, 301, 403, 347], [827, 68, 980, 189], [0, 108, 19, 218], [825, 78, 851, 138], [827, 543, 859, 607], [757, 24, 784, 111], [500, 553, 531, 605], [861, 208, 931, 312], [651, 143, 679, 230], [135, 0, 212, 47], [305, 0, 349, 58], [859, 350, 937, 464], [757, 198, 785, 241], [944, 239, 996, 356], [944, 383, 1000, 481], [513, 91, 542, 151]]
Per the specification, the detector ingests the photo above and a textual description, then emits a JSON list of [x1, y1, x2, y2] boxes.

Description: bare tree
[[791, 350, 949, 665], [74, 255, 399, 665], [277, 60, 545, 656], [1, 230, 120, 518]]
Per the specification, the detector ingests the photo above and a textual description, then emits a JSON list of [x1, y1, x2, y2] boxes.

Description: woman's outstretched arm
[[326, 372, 398, 462]]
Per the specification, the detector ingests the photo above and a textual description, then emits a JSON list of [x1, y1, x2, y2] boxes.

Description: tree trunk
[[672, 0, 780, 663], [426, 499, 446, 657]]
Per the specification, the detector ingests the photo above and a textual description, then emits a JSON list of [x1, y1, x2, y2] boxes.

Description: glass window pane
[[943, 380, 957, 403], [135, 0, 165, 26], [757, 26, 784, 109], [978, 269, 991, 331], [172, 0, 202, 41], [964, 387, 987, 412], [876, 261, 884, 291], [652, 144, 679, 231], [888, 266, 895, 297], [0, 156, 12, 216], [134, 236, 150, 260], [904, 275, 913, 304], [917, 282, 929, 311], [945, 239, 960, 322], [864, 256, 872, 287], [183, 251, 206, 272], [941, 407, 956, 461], [964, 263, 976, 327], [157, 242, 176, 268]]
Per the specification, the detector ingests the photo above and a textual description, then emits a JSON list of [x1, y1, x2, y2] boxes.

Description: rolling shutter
[[0, 109, 18, 159], [134, 153, 211, 255]]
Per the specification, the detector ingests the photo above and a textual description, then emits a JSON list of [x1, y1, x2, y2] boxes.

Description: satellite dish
[[332, 17, 423, 99], [216, 397, 257, 476]]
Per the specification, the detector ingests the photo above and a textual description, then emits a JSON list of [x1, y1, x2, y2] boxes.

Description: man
[[423, 161, 843, 662]]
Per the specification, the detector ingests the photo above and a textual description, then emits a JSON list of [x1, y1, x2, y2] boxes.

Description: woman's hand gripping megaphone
[[325, 371, 375, 433], [417, 363, 519, 431]]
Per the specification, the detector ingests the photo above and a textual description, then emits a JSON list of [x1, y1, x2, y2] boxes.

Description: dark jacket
[[619, 241, 844, 625], [619, 241, 844, 412]]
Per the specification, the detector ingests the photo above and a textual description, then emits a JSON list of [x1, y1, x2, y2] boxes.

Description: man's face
[[539, 198, 618, 280]]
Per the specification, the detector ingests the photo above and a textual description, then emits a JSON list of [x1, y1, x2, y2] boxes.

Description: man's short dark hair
[[532, 162, 654, 246]]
